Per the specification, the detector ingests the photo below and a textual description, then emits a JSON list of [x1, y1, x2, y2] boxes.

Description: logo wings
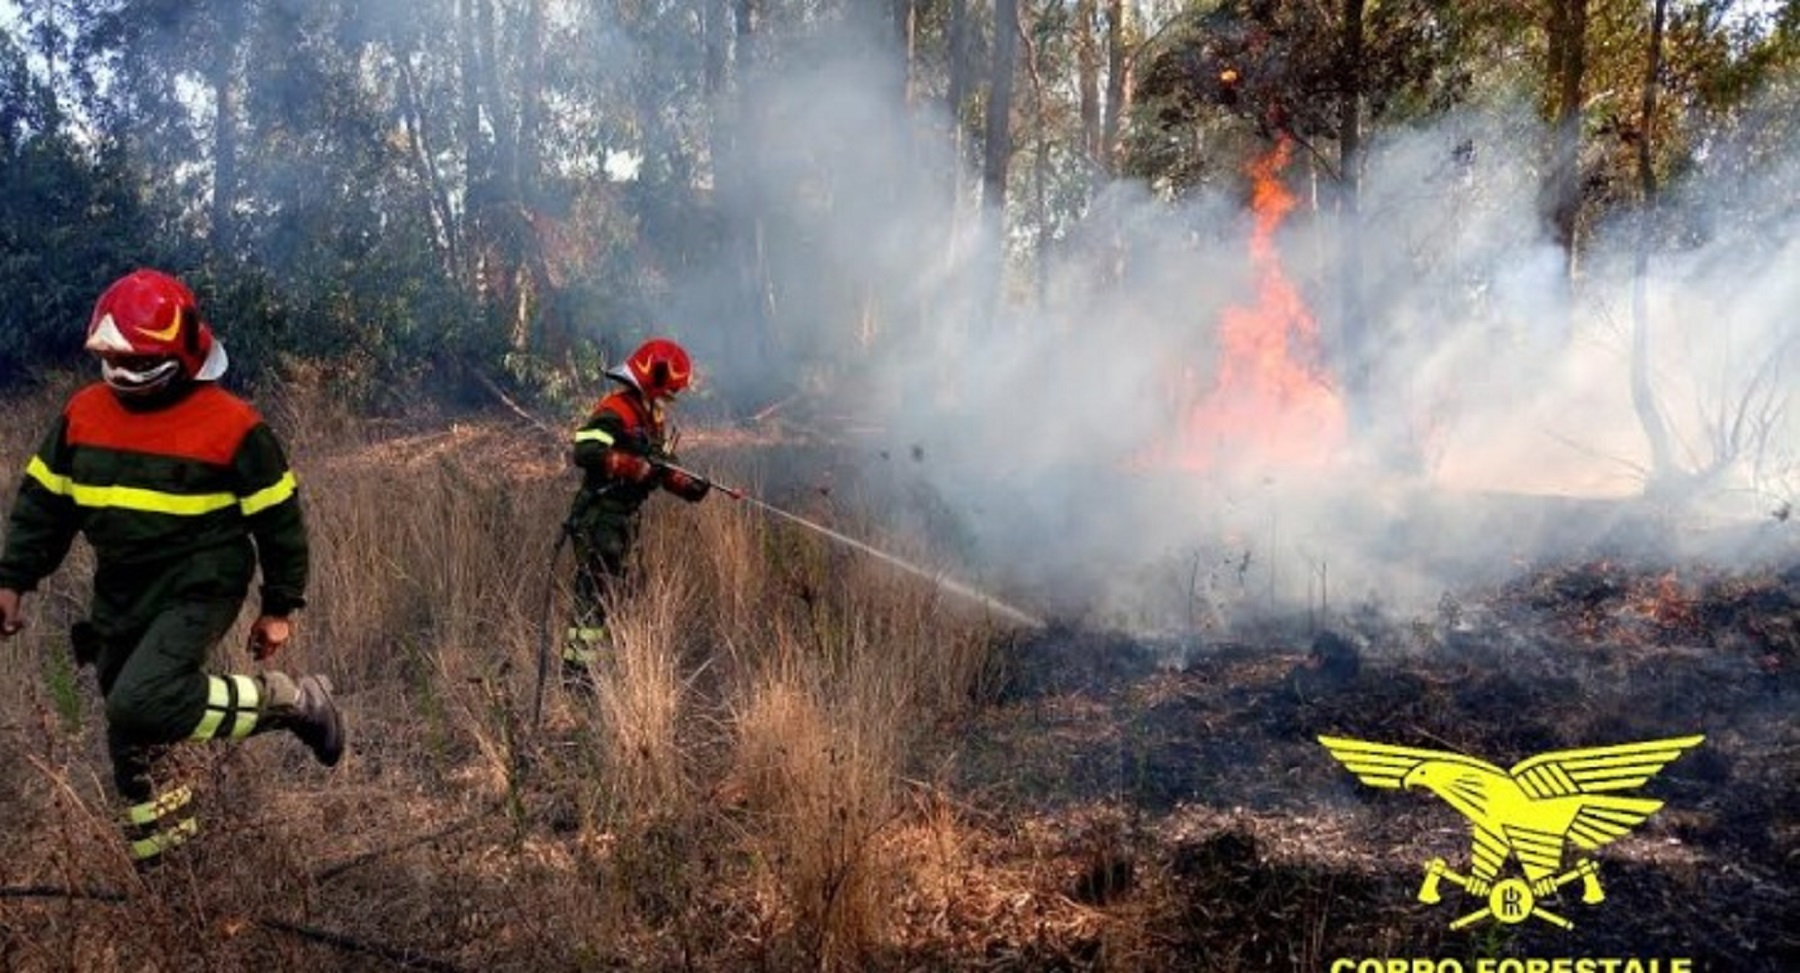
[[1319, 734, 1706, 849]]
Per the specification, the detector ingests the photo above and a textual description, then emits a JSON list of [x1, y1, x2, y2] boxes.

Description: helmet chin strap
[[101, 358, 180, 395]]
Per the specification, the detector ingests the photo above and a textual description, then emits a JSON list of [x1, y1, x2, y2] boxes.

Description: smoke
[[676, 23, 1800, 633]]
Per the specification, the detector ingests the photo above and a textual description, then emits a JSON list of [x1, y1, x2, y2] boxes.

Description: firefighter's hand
[[662, 468, 712, 503], [0, 588, 23, 638], [249, 615, 292, 660], [602, 449, 655, 483]]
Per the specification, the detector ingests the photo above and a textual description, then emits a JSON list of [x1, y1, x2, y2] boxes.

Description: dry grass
[[9, 380, 1789, 971], [0, 377, 1018, 972]]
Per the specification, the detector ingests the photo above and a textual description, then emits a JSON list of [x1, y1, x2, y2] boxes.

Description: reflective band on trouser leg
[[121, 785, 198, 862], [188, 674, 263, 740], [563, 626, 607, 664]]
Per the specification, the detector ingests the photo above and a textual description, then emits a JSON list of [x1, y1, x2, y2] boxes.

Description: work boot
[[561, 659, 598, 696], [259, 672, 346, 766]]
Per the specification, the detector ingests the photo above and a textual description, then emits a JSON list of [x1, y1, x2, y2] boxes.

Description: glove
[[601, 449, 656, 483], [0, 588, 23, 638], [249, 615, 292, 661], [661, 468, 712, 503]]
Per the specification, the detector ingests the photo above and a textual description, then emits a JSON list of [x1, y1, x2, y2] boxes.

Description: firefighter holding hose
[[560, 338, 711, 686], [0, 269, 344, 871]]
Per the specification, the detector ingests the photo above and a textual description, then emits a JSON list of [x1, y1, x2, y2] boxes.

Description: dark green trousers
[[565, 507, 638, 664], [93, 597, 241, 801]]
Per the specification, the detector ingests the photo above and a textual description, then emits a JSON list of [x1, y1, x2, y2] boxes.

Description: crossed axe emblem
[[1417, 857, 1604, 930]]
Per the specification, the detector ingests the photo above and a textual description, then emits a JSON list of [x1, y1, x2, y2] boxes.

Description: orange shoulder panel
[[65, 383, 262, 466], [595, 390, 647, 432]]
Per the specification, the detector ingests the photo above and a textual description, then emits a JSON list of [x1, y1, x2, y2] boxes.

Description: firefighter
[[0, 269, 344, 870], [562, 337, 710, 683]]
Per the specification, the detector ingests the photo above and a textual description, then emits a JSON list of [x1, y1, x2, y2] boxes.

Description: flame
[[1177, 138, 1345, 471], [1636, 570, 1696, 630]]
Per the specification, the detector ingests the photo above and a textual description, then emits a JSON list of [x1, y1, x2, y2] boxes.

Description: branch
[[470, 370, 562, 442], [255, 917, 470, 972]]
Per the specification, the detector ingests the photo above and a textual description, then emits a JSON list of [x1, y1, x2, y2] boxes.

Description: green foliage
[[0, 25, 166, 384]]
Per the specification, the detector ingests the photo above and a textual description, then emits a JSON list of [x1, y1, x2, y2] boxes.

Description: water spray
[[656, 460, 1046, 629]]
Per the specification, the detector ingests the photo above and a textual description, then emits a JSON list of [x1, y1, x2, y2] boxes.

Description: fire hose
[[650, 459, 1044, 629]]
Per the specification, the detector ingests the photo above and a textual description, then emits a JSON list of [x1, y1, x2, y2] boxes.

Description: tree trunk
[[478, 0, 512, 196], [208, 1, 243, 262], [395, 53, 460, 278], [1076, 0, 1099, 168], [1545, 0, 1587, 284], [732, 0, 775, 387], [1100, 0, 1128, 176], [1337, 0, 1371, 443], [459, 0, 486, 186], [947, 0, 972, 146], [982, 0, 1018, 212], [1022, 0, 1050, 308], [894, 0, 915, 106], [981, 0, 1021, 325], [517, 0, 543, 198], [513, 0, 552, 352], [703, 0, 727, 97], [1632, 0, 1676, 489], [457, 0, 485, 288]]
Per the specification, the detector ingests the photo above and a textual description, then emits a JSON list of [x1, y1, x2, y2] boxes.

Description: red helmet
[[605, 338, 692, 399], [85, 269, 228, 392]]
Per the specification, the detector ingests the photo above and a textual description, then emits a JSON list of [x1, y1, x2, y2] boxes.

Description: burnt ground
[[917, 557, 1800, 971]]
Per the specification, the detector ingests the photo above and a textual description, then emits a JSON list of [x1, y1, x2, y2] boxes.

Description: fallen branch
[[0, 886, 468, 972], [0, 884, 128, 903], [471, 370, 563, 442], [311, 803, 500, 884], [255, 917, 470, 973]]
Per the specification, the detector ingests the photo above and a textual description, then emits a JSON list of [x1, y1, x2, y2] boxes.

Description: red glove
[[249, 616, 292, 660], [601, 449, 656, 483], [661, 469, 712, 503]]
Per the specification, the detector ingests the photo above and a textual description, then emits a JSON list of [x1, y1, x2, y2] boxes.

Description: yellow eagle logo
[[1319, 734, 1704, 929]]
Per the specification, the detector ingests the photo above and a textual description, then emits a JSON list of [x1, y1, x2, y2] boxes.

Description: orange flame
[[1636, 570, 1696, 630], [1177, 138, 1345, 471]]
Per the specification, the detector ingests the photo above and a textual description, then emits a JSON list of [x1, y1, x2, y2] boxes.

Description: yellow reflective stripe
[[227, 674, 260, 738], [563, 646, 598, 664], [191, 674, 261, 740], [129, 817, 199, 861], [124, 786, 194, 826], [77, 484, 236, 515], [24, 455, 72, 494], [191, 711, 225, 741], [563, 626, 607, 663], [190, 675, 229, 739], [28, 456, 237, 516], [573, 428, 615, 445], [239, 471, 297, 516]]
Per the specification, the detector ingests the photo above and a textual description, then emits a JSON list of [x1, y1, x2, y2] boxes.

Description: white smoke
[[686, 25, 1800, 632]]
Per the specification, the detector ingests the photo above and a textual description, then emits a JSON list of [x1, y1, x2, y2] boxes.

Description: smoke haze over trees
[[3, 0, 1797, 622]]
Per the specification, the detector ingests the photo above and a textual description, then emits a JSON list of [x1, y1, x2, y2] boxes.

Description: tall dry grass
[[0, 377, 1012, 971]]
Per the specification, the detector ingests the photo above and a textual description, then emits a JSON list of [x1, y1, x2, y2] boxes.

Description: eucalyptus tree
[[0, 8, 159, 387]]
